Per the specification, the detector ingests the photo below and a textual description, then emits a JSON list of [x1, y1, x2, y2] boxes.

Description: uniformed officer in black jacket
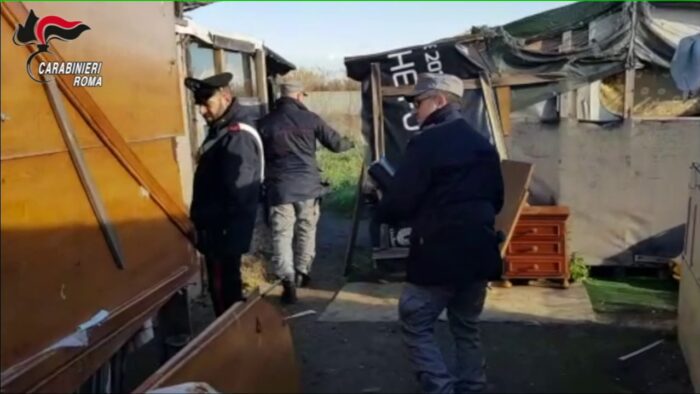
[[259, 81, 354, 303], [375, 73, 504, 394], [184, 72, 263, 316]]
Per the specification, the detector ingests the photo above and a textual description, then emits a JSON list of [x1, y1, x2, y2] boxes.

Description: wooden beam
[[560, 31, 573, 53], [496, 86, 512, 137], [214, 48, 225, 74], [343, 162, 366, 276], [624, 68, 636, 119], [381, 73, 560, 97], [370, 63, 384, 161], [254, 49, 268, 114], [373, 247, 409, 260], [44, 78, 126, 269], [525, 40, 543, 51], [480, 75, 509, 160], [372, 64, 386, 157], [559, 31, 577, 118]]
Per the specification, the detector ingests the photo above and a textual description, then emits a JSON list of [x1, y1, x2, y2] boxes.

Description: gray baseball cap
[[406, 73, 464, 101], [280, 81, 308, 96]]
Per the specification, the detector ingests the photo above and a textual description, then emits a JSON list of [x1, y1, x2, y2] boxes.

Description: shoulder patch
[[228, 123, 241, 133]]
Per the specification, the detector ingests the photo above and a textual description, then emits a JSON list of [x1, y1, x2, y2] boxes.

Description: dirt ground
[[189, 211, 694, 393]]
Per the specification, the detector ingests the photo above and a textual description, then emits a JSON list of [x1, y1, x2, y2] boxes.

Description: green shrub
[[318, 145, 364, 215], [570, 252, 590, 282]]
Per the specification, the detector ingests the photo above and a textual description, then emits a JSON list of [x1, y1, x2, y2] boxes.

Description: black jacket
[[258, 97, 353, 206], [375, 104, 505, 286], [190, 100, 263, 257]]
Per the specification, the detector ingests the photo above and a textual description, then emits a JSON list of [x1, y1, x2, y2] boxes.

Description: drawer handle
[[529, 246, 539, 253], [525, 228, 539, 235], [533, 264, 540, 270]]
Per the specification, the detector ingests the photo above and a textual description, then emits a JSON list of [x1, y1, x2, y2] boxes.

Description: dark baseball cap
[[405, 73, 464, 102], [184, 72, 233, 104]]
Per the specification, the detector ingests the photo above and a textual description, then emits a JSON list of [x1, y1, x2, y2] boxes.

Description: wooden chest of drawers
[[504, 205, 571, 288]]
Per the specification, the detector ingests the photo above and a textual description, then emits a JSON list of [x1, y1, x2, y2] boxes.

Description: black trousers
[[204, 253, 244, 316]]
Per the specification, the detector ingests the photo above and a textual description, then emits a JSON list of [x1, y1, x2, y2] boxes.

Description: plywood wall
[[1, 2, 194, 372]]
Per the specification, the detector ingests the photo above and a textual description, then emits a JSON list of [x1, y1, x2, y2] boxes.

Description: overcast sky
[[189, 2, 573, 73]]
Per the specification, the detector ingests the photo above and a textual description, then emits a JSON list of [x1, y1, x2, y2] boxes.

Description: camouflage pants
[[269, 199, 321, 282]]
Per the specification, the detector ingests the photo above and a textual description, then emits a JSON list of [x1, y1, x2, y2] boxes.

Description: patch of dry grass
[[281, 68, 360, 91], [241, 253, 272, 293]]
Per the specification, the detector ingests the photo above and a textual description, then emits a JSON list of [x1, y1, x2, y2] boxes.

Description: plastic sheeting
[[344, 1, 700, 266], [671, 33, 700, 95], [345, 3, 700, 165], [508, 119, 700, 265]]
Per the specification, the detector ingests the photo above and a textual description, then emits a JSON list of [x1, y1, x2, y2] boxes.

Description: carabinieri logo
[[12, 9, 102, 86]]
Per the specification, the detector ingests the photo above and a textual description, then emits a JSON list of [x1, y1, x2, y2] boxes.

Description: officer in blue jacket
[[375, 73, 504, 394], [258, 81, 354, 303], [185, 72, 263, 316]]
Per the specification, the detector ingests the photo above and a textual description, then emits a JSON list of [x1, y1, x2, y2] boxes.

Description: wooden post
[[255, 48, 268, 114], [343, 162, 366, 276], [44, 78, 126, 270], [214, 48, 225, 74], [624, 68, 635, 119], [480, 75, 509, 160], [560, 31, 577, 119], [370, 63, 384, 161], [624, 1, 638, 120], [495, 86, 512, 137]]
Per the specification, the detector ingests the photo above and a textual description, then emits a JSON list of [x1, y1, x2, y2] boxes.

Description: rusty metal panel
[[1, 2, 184, 159], [135, 295, 300, 394]]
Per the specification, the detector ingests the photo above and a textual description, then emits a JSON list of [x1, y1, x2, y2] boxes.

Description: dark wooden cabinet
[[504, 205, 571, 288]]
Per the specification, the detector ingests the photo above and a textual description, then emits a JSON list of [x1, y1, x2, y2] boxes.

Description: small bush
[[569, 252, 590, 282], [318, 145, 364, 215]]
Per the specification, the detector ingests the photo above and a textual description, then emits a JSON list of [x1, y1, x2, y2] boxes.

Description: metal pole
[[343, 162, 366, 276]]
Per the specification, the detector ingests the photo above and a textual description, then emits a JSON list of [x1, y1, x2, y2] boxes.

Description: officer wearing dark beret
[[185, 72, 264, 316]]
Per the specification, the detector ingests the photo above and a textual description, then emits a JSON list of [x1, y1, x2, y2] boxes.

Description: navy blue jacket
[[190, 100, 262, 258], [375, 104, 505, 286], [258, 97, 353, 206]]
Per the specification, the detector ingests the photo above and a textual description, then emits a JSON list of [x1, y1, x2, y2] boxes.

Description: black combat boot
[[281, 279, 298, 304], [295, 271, 311, 288]]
